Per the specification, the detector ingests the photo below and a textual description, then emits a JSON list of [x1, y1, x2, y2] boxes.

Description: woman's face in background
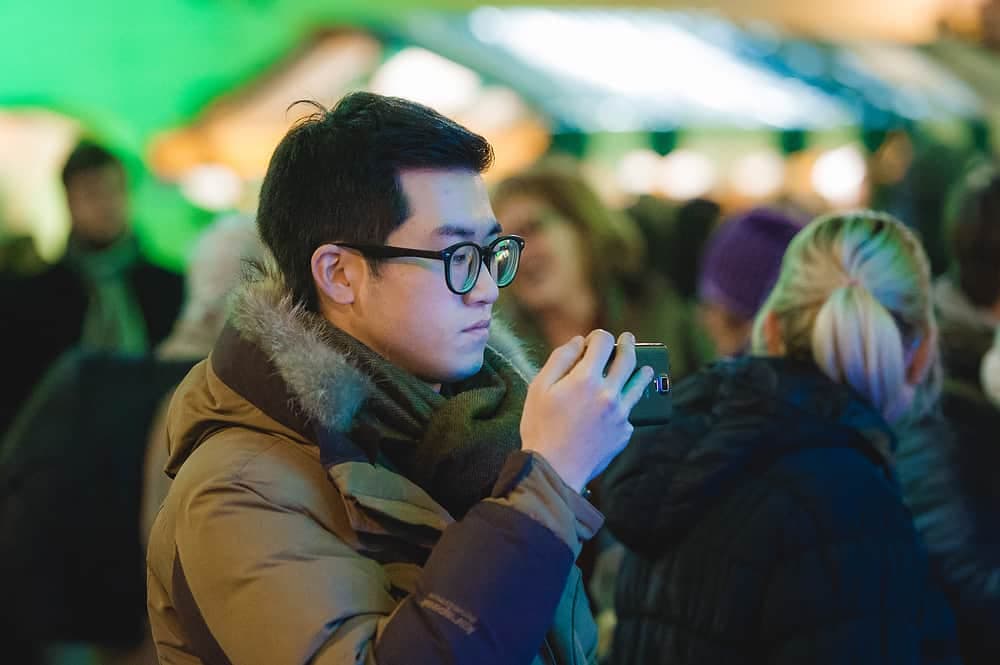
[[698, 302, 753, 358], [494, 192, 592, 311]]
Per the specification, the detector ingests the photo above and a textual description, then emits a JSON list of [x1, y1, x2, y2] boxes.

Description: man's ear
[[311, 244, 361, 306]]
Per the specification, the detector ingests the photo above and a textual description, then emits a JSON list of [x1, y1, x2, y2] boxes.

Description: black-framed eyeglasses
[[335, 235, 525, 295]]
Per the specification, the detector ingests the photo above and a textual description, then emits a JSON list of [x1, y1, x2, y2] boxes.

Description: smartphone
[[608, 342, 672, 427]]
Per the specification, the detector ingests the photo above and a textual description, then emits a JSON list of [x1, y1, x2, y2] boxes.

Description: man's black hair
[[61, 140, 123, 187], [947, 166, 1000, 308], [257, 92, 494, 311]]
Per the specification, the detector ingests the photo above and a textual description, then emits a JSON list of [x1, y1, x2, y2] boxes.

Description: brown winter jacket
[[146, 272, 602, 665]]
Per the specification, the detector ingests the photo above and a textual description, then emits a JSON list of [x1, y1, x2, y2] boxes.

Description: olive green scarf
[[65, 233, 148, 354], [326, 327, 528, 519]]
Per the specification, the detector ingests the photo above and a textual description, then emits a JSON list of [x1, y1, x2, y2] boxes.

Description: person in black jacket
[[896, 164, 1000, 665], [0, 214, 263, 665], [604, 210, 961, 665], [0, 141, 183, 434]]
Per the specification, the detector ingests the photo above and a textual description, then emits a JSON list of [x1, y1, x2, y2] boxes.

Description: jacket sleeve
[[169, 448, 602, 665]]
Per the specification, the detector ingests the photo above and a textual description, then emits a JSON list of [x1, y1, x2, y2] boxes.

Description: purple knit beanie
[[697, 208, 805, 320]]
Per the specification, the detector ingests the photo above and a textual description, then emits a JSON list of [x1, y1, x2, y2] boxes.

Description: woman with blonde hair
[[603, 211, 960, 664]]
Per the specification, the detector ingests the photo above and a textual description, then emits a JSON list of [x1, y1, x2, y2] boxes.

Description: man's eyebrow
[[433, 221, 503, 240]]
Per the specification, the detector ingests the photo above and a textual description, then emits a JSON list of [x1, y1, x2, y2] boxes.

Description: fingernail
[[626, 332, 636, 344]]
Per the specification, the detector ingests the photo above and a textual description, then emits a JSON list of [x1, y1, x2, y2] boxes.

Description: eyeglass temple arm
[[335, 243, 446, 261]]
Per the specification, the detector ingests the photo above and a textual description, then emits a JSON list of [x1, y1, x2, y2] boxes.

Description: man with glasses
[[146, 92, 653, 665]]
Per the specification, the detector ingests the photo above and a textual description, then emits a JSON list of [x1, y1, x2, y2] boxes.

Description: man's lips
[[463, 319, 492, 332]]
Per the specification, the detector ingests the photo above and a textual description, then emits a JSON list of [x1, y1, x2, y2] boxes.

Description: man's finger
[[621, 366, 656, 413], [569, 329, 616, 381], [605, 332, 637, 392], [534, 336, 586, 389]]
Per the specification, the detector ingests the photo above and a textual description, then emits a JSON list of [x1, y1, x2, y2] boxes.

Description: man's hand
[[521, 330, 653, 492]]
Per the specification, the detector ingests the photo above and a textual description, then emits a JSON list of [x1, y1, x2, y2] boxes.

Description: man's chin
[[426, 355, 485, 385]]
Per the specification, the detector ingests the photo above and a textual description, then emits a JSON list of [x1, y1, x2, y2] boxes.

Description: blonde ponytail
[[753, 211, 938, 424], [811, 283, 909, 422]]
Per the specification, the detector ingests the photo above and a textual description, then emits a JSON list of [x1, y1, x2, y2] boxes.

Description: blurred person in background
[[626, 195, 722, 302], [0, 234, 46, 276], [491, 163, 712, 658], [0, 188, 46, 276], [983, 327, 1000, 407], [603, 211, 961, 665], [0, 140, 184, 434], [696, 208, 803, 358], [0, 214, 262, 665], [896, 165, 1000, 665], [139, 214, 265, 539], [492, 162, 710, 381]]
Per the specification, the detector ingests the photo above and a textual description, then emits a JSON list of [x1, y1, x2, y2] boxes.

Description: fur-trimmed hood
[[164, 263, 536, 473]]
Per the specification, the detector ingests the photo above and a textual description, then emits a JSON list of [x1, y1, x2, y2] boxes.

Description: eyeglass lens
[[448, 238, 521, 293]]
